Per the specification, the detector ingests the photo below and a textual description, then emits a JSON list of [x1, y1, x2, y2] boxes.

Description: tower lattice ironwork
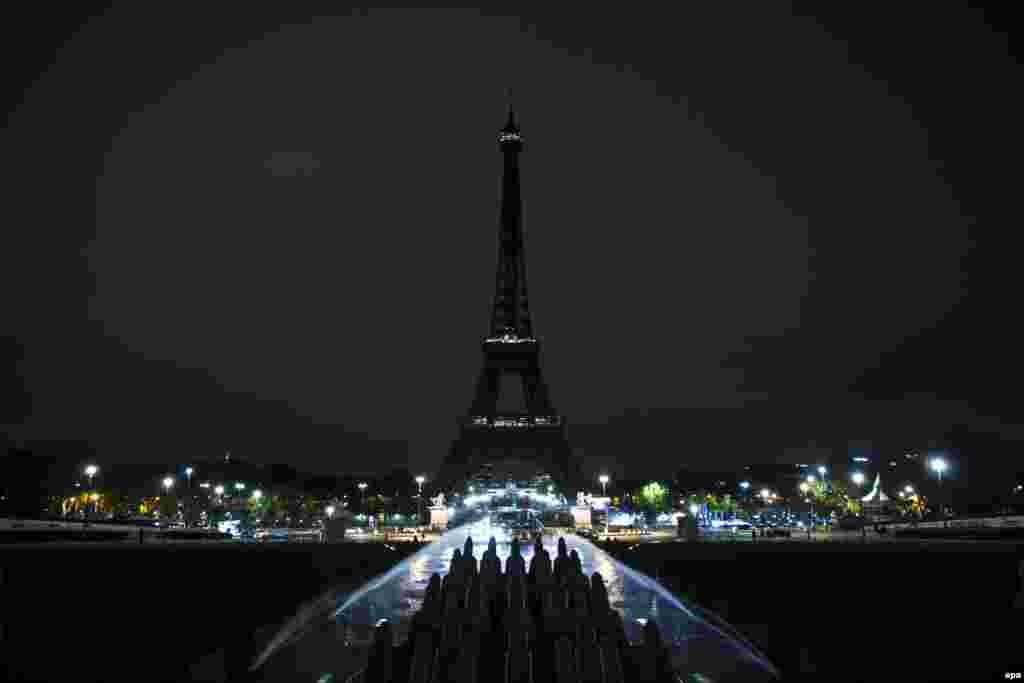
[[440, 108, 577, 492]]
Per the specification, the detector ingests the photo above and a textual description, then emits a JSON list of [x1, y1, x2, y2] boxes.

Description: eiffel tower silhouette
[[439, 104, 577, 491]]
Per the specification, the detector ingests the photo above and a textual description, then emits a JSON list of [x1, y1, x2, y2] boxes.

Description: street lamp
[[740, 481, 750, 490], [415, 476, 426, 525], [84, 465, 99, 516], [800, 482, 814, 536], [931, 457, 948, 525], [851, 472, 865, 486], [806, 475, 816, 484], [214, 485, 224, 496], [252, 489, 262, 500], [358, 482, 368, 513], [184, 467, 194, 527], [162, 477, 174, 522], [904, 484, 914, 494], [599, 474, 609, 497], [818, 466, 826, 478]]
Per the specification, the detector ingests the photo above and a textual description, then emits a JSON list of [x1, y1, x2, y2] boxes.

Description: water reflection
[[254, 518, 779, 681]]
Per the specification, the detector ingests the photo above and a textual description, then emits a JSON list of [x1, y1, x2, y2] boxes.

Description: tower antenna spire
[[505, 87, 516, 128]]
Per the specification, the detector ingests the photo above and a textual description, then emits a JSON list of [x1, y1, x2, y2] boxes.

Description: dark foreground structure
[[343, 536, 702, 683]]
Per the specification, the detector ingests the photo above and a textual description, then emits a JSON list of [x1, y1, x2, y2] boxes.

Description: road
[[252, 516, 780, 682]]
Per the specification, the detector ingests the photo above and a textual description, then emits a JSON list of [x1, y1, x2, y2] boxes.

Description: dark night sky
[[2, 6, 1020, 494]]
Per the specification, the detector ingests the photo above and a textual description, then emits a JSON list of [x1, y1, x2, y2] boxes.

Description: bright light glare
[[214, 485, 225, 495], [689, 504, 700, 515], [931, 458, 947, 473], [806, 475, 816, 483], [599, 474, 609, 485], [818, 466, 826, 475], [415, 476, 425, 485], [760, 489, 770, 499], [185, 467, 193, 476], [740, 481, 750, 489], [904, 485, 914, 493], [163, 477, 174, 489], [85, 465, 98, 477], [852, 472, 865, 485], [252, 490, 262, 500]]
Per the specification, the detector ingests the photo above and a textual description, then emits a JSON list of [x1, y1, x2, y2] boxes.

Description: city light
[[760, 488, 771, 500], [200, 482, 211, 489], [689, 504, 700, 515], [85, 465, 98, 478], [252, 490, 262, 500], [852, 472, 865, 485], [185, 467, 193, 477], [904, 484, 914, 494], [800, 482, 810, 494], [930, 458, 948, 475], [163, 477, 174, 490], [806, 475, 816, 484], [235, 482, 245, 490], [740, 481, 750, 490], [214, 485, 224, 496], [326, 505, 335, 518], [599, 474, 609, 496]]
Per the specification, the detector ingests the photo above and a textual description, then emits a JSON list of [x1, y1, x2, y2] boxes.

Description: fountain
[[250, 519, 780, 682]]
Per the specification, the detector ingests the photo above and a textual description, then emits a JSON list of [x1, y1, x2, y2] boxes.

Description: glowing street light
[[689, 503, 700, 516], [740, 481, 750, 490], [84, 465, 98, 488], [599, 474, 609, 497], [760, 488, 771, 500], [851, 472, 865, 486], [931, 457, 948, 524], [326, 505, 335, 518], [214, 485, 224, 496], [251, 489, 262, 500], [414, 477, 426, 526], [800, 482, 810, 494], [904, 484, 914, 494], [83, 465, 100, 516], [162, 477, 174, 519], [806, 475, 816, 484], [235, 482, 245, 491], [818, 466, 826, 477]]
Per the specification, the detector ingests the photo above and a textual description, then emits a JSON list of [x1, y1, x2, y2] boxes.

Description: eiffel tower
[[439, 108, 577, 492]]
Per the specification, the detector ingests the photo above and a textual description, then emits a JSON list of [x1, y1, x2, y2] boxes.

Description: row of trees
[[610, 478, 931, 521]]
